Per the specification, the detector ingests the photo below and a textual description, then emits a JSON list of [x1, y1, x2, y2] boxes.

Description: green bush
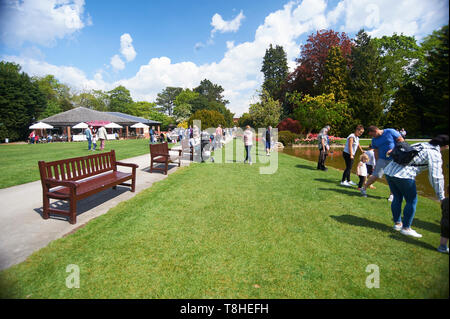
[[278, 130, 300, 146]]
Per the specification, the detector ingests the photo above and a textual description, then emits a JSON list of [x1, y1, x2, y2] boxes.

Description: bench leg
[[165, 161, 168, 175], [69, 198, 77, 224], [43, 194, 50, 220], [112, 186, 117, 190], [150, 159, 153, 173]]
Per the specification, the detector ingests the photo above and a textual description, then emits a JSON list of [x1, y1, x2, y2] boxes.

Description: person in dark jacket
[[265, 126, 272, 156]]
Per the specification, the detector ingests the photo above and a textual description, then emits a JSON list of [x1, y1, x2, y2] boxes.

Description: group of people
[[28, 130, 54, 144], [84, 125, 107, 151], [317, 124, 448, 253]]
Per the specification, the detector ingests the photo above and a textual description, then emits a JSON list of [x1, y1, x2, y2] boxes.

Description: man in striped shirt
[[384, 135, 448, 238]]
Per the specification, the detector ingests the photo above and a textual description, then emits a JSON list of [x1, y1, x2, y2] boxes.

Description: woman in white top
[[341, 125, 365, 186], [243, 125, 253, 165]]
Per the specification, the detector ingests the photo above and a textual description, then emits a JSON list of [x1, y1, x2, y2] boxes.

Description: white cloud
[[0, 0, 89, 47], [2, 0, 448, 117], [1, 54, 109, 92], [326, 0, 448, 39], [110, 54, 125, 71], [211, 10, 245, 37], [120, 33, 137, 62]]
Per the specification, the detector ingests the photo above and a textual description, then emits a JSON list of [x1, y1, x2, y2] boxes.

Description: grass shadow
[[331, 214, 438, 252], [412, 218, 441, 234], [330, 214, 391, 232], [319, 187, 384, 199], [295, 164, 317, 171], [314, 178, 341, 184]]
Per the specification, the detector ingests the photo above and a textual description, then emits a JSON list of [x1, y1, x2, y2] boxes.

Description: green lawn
[[0, 141, 447, 299], [0, 139, 169, 189]]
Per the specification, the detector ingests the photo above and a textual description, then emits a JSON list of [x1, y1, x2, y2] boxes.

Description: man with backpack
[[360, 126, 404, 199], [383, 135, 448, 238]]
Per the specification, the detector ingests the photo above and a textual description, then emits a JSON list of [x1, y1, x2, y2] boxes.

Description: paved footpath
[[0, 149, 189, 271]]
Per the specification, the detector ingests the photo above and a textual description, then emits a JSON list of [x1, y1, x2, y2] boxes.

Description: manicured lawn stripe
[[0, 143, 447, 298]]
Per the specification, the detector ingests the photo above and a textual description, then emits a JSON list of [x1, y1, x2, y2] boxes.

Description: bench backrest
[[38, 150, 117, 182], [149, 142, 169, 155]]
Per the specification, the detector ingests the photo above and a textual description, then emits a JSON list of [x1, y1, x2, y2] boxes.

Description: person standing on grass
[[365, 145, 377, 189], [92, 132, 98, 151], [357, 153, 369, 190], [243, 125, 253, 165], [360, 126, 404, 199], [29, 130, 35, 144], [317, 125, 331, 171], [341, 125, 365, 186], [438, 186, 449, 253], [97, 125, 107, 151], [383, 134, 448, 238], [85, 126, 93, 150]]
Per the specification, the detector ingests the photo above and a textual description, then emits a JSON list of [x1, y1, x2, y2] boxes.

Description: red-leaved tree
[[276, 117, 302, 134], [286, 29, 353, 97]]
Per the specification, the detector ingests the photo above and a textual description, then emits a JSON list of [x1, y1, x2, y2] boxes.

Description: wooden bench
[[149, 142, 182, 175], [181, 138, 194, 161], [38, 150, 138, 224]]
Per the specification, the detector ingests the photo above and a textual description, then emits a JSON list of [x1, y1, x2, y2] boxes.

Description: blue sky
[[1, 0, 448, 116]]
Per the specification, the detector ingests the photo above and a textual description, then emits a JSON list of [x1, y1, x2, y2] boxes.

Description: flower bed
[[293, 133, 344, 145]]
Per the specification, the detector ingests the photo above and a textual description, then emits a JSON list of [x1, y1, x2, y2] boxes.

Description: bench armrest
[[168, 148, 182, 155], [45, 178, 79, 189], [116, 161, 139, 169]]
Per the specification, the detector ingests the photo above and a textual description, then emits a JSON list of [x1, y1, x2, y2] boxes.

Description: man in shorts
[[360, 126, 404, 198]]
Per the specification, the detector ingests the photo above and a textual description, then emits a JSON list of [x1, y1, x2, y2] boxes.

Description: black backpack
[[390, 142, 426, 166]]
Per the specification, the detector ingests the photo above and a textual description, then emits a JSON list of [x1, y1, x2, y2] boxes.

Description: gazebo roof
[[106, 112, 161, 125], [40, 107, 132, 126], [39, 107, 161, 126]]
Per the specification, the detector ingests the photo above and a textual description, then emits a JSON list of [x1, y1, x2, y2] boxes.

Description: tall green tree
[[33, 74, 73, 117], [194, 79, 229, 105], [418, 25, 449, 135], [72, 90, 109, 111], [156, 87, 183, 115], [173, 89, 199, 122], [261, 44, 289, 101], [0, 61, 46, 141], [373, 34, 423, 110], [348, 30, 384, 127], [188, 109, 226, 129], [248, 90, 282, 128], [290, 92, 352, 136], [108, 85, 133, 113], [321, 46, 350, 101]]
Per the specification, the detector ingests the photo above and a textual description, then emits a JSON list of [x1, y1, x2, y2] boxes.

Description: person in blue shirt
[[84, 126, 93, 150], [360, 126, 404, 198]]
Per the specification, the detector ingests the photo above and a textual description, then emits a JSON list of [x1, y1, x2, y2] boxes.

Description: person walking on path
[[360, 126, 404, 198], [97, 125, 107, 151], [384, 134, 448, 238], [317, 125, 331, 171], [85, 126, 93, 150], [149, 127, 155, 144], [265, 126, 272, 156], [215, 125, 223, 149], [243, 125, 253, 165], [341, 125, 365, 186], [356, 153, 369, 190]]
